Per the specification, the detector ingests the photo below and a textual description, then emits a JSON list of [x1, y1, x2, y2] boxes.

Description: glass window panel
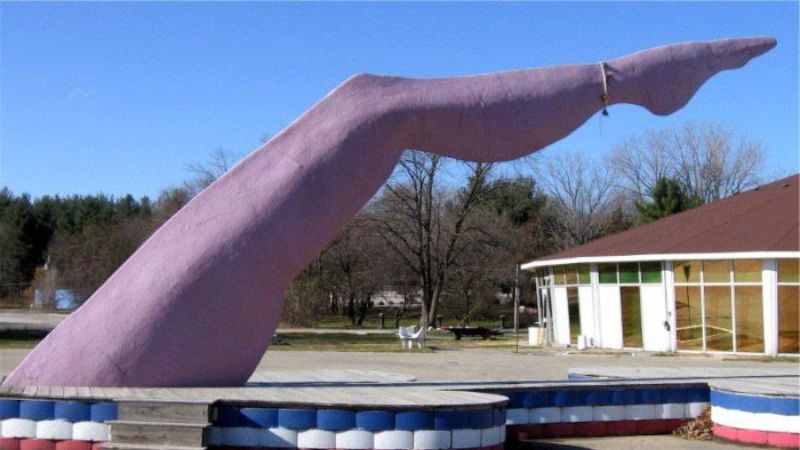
[[640, 262, 662, 283], [619, 263, 639, 284], [577, 264, 591, 285], [704, 260, 731, 283], [565, 265, 578, 285], [554, 266, 566, 285], [599, 264, 617, 284], [704, 286, 733, 351], [734, 286, 763, 353], [674, 261, 701, 284], [621, 287, 643, 348], [567, 287, 580, 344], [734, 259, 762, 283], [778, 286, 799, 353], [778, 259, 800, 284], [676, 286, 703, 350], [540, 269, 551, 286]]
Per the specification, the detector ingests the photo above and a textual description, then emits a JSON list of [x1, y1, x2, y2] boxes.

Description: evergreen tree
[[636, 177, 702, 223]]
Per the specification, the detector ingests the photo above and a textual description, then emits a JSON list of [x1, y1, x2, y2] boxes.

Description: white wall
[[552, 287, 571, 345], [640, 285, 671, 352], [762, 259, 778, 355], [664, 261, 677, 352], [598, 286, 623, 349], [578, 286, 595, 342]]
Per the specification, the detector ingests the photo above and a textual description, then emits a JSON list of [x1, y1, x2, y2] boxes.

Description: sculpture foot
[[610, 37, 776, 115]]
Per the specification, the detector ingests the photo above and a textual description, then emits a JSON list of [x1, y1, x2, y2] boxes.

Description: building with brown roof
[[522, 174, 799, 356]]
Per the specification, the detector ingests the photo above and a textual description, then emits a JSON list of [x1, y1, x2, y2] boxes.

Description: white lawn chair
[[398, 326, 425, 350]]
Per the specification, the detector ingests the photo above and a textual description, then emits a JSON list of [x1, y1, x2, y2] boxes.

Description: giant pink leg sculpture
[[4, 37, 775, 387]]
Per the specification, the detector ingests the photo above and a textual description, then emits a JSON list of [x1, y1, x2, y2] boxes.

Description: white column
[[762, 259, 779, 356], [590, 263, 602, 348], [578, 286, 595, 340], [552, 287, 570, 345], [598, 285, 623, 349], [663, 261, 677, 352]]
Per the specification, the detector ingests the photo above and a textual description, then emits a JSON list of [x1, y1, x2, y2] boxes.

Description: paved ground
[[257, 348, 798, 382], [2, 346, 797, 382], [2, 346, 792, 449], [510, 435, 747, 449]]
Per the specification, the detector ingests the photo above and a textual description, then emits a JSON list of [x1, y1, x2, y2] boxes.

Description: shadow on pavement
[[508, 440, 593, 450]]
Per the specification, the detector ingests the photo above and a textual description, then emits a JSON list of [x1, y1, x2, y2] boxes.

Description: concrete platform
[[567, 366, 799, 397], [0, 367, 797, 449]]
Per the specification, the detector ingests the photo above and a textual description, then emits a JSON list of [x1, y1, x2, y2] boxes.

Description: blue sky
[[2, 2, 798, 199]]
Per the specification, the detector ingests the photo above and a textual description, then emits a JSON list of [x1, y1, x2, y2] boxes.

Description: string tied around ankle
[[599, 62, 610, 116]]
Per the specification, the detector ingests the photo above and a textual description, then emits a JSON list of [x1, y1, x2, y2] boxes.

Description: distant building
[[372, 289, 419, 307], [522, 174, 799, 356]]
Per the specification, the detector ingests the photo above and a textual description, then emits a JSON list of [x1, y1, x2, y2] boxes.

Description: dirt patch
[[673, 406, 713, 440]]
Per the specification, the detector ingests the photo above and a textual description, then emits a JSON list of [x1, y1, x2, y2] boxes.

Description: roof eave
[[520, 251, 800, 270]]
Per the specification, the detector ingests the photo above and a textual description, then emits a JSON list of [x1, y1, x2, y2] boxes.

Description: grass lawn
[[270, 331, 527, 352], [0, 338, 41, 349], [285, 305, 528, 331], [0, 332, 525, 353]]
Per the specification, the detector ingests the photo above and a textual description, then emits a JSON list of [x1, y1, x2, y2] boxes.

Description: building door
[[621, 286, 643, 348], [567, 287, 580, 345]]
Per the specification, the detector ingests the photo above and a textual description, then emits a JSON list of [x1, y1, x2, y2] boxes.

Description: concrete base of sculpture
[[3, 36, 776, 387]]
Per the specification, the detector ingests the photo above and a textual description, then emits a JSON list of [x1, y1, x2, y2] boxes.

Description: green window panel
[[599, 263, 617, 284], [640, 262, 662, 283], [577, 264, 591, 285], [619, 263, 639, 284]]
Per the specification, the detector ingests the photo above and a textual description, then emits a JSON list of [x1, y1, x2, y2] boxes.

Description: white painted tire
[[451, 429, 481, 449], [505, 408, 529, 425], [480, 426, 502, 446], [37, 419, 73, 440], [73, 421, 109, 441], [656, 403, 686, 419], [530, 407, 561, 424], [592, 405, 625, 422], [562, 406, 593, 423], [1, 418, 37, 438], [260, 427, 297, 448], [625, 404, 657, 421], [374, 430, 413, 450], [686, 402, 709, 418], [336, 430, 374, 449], [297, 429, 336, 449], [414, 430, 451, 449]]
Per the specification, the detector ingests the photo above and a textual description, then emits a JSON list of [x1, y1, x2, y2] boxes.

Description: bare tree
[[610, 121, 765, 203], [184, 148, 240, 196], [369, 151, 495, 324], [320, 215, 384, 326], [540, 151, 618, 250]]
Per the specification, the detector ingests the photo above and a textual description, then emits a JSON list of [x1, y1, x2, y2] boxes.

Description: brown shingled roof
[[534, 174, 799, 263]]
